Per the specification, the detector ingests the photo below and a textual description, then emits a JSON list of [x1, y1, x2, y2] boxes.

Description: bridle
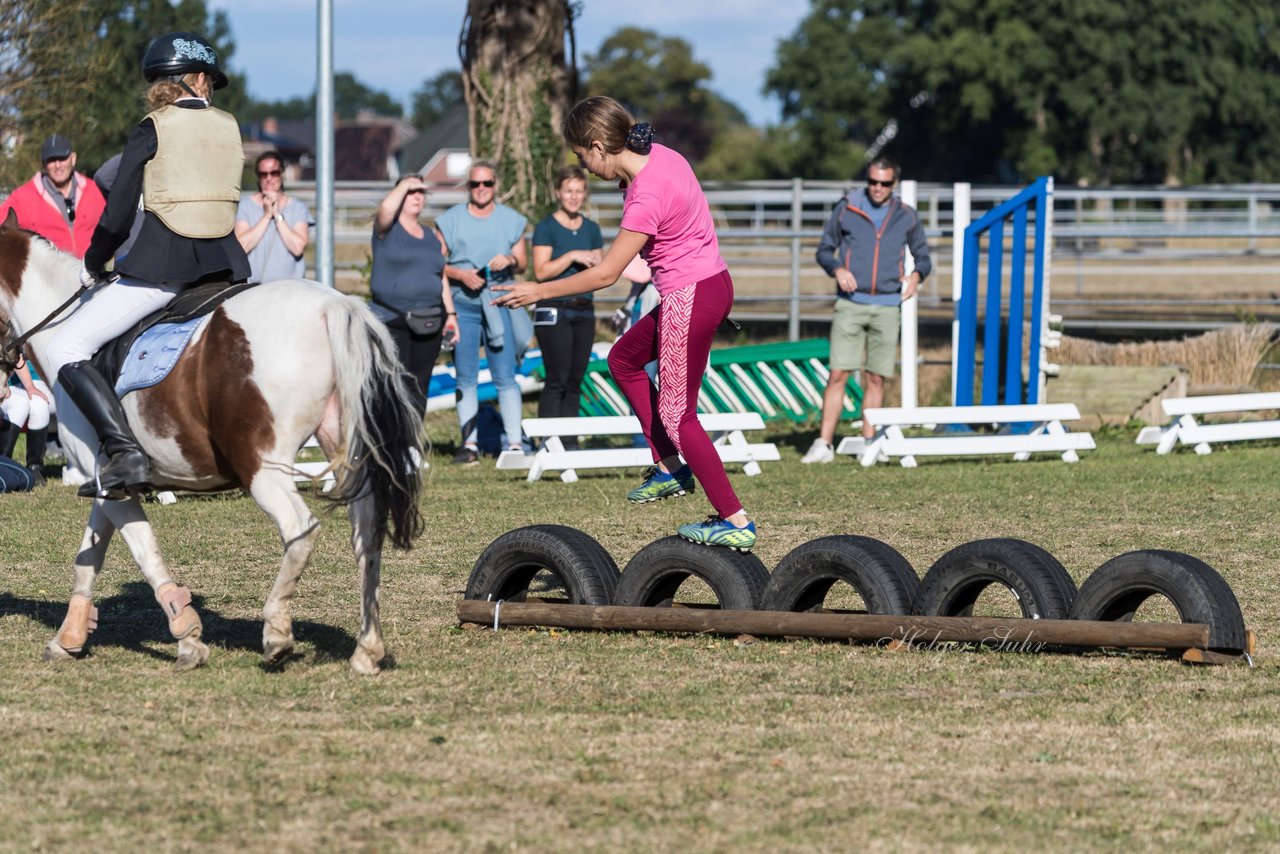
[[0, 280, 93, 373]]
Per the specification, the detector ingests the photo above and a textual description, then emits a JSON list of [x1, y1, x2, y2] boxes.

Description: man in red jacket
[[0, 134, 106, 485], [0, 134, 106, 258]]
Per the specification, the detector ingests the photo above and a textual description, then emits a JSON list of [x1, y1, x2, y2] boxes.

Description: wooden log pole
[[457, 601, 1215, 651], [1180, 648, 1252, 667]]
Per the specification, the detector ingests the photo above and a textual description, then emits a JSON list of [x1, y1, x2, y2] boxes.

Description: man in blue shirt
[[804, 158, 933, 463]]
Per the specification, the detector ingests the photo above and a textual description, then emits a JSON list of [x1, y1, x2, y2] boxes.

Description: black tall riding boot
[[58, 361, 152, 499], [24, 425, 47, 486], [0, 419, 18, 459]]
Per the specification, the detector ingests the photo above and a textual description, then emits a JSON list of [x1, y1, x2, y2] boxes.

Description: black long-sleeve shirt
[[85, 101, 250, 286]]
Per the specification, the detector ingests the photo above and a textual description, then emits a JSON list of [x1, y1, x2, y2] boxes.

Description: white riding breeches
[[2, 379, 54, 430], [45, 277, 184, 379]]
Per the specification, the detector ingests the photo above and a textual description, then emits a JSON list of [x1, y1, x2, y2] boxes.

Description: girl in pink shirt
[[493, 96, 756, 552]]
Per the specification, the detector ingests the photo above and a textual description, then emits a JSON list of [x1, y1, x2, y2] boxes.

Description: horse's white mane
[[25, 236, 85, 299]]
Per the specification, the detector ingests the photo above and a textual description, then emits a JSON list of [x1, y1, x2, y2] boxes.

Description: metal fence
[[313, 182, 1280, 336], [317, 180, 1280, 238], [11, 178, 1273, 333]]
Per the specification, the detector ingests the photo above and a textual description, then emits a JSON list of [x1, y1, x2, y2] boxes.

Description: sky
[[205, 0, 810, 127]]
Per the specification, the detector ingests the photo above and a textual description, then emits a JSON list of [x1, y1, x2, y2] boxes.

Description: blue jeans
[[452, 289, 524, 447]]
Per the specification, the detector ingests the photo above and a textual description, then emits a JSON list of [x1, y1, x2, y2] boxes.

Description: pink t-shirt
[[619, 144, 727, 295]]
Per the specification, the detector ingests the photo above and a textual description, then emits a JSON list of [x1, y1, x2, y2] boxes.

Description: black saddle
[[91, 279, 258, 391]]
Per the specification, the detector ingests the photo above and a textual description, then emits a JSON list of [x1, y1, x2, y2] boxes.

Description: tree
[[459, 0, 579, 218], [334, 72, 402, 120], [764, 0, 924, 180], [698, 125, 804, 182], [240, 73, 404, 125], [84, 1, 248, 170], [764, 0, 1280, 184], [2, 0, 245, 184], [239, 95, 314, 124], [1, 0, 109, 186], [411, 70, 464, 128], [583, 26, 747, 164]]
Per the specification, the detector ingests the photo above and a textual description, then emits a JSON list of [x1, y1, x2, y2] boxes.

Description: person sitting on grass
[[1, 353, 51, 486]]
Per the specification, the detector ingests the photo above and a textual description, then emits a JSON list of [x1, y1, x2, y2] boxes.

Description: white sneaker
[[801, 438, 835, 464]]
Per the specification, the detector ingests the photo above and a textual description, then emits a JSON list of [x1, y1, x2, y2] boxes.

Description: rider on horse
[[45, 31, 250, 500]]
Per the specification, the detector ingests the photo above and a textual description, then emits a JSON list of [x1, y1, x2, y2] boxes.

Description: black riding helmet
[[142, 31, 228, 90]]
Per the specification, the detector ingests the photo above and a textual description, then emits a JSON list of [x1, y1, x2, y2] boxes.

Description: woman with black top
[[45, 31, 250, 500], [369, 175, 459, 416], [531, 165, 603, 425]]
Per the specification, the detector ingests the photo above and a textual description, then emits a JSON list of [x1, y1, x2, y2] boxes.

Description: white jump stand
[[1135, 392, 1280, 455], [837, 403, 1095, 468], [497, 412, 780, 483]]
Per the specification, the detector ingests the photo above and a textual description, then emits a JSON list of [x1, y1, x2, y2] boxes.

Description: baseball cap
[[40, 134, 73, 162]]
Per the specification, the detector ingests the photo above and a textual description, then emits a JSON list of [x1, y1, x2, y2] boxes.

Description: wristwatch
[[274, 213, 284, 223]]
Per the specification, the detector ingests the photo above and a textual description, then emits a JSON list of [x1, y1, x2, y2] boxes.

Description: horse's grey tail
[[322, 297, 424, 551]]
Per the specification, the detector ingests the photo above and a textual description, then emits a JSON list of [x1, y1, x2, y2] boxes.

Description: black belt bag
[[375, 298, 442, 336], [405, 308, 443, 336]]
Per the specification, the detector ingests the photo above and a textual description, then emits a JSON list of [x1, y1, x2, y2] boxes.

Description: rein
[[0, 282, 90, 371]]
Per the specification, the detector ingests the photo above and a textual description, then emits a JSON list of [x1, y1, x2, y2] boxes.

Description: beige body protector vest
[[143, 104, 243, 238]]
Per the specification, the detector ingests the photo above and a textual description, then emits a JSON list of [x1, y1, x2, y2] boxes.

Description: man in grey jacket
[[803, 157, 932, 463]]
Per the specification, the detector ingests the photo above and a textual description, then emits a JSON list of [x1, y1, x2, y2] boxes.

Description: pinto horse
[[0, 209, 423, 673]]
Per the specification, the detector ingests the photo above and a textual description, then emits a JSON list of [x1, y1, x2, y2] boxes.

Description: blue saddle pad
[[114, 316, 205, 397]]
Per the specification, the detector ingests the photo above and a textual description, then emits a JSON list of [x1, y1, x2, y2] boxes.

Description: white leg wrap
[[155, 582, 202, 640], [54, 593, 99, 653]]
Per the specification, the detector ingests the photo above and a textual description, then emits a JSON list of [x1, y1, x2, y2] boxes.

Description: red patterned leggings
[[606, 269, 743, 518]]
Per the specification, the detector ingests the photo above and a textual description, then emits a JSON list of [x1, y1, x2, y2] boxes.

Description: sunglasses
[[405, 188, 426, 196], [258, 169, 283, 178], [468, 179, 496, 188], [867, 178, 896, 188]]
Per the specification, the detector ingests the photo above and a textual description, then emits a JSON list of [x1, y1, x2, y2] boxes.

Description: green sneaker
[[627, 465, 695, 503], [677, 516, 758, 552]]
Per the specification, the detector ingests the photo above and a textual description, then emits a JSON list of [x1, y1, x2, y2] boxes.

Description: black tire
[[1070, 550, 1246, 652], [762, 535, 918, 615], [465, 525, 619, 605], [615, 536, 769, 611], [914, 538, 1076, 620]]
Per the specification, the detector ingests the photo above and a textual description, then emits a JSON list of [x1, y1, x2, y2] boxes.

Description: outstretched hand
[[490, 281, 542, 309]]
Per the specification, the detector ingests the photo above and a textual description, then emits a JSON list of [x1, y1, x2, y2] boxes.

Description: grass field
[[2, 416, 1278, 852]]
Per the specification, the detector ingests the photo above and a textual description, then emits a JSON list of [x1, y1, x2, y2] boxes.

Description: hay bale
[[1057, 324, 1277, 389]]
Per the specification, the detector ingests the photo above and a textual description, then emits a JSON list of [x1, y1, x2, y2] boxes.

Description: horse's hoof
[[42, 640, 77, 662], [173, 638, 209, 672], [349, 649, 382, 675], [262, 639, 294, 666], [173, 652, 207, 672]]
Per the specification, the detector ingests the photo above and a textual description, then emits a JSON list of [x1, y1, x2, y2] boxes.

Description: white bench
[[497, 412, 780, 483], [1135, 392, 1280, 455], [835, 403, 1095, 468]]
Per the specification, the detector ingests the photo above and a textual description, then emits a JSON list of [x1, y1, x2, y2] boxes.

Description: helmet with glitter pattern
[[142, 32, 228, 89]]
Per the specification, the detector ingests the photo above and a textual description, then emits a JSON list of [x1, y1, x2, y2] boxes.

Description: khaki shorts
[[829, 299, 900, 377]]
